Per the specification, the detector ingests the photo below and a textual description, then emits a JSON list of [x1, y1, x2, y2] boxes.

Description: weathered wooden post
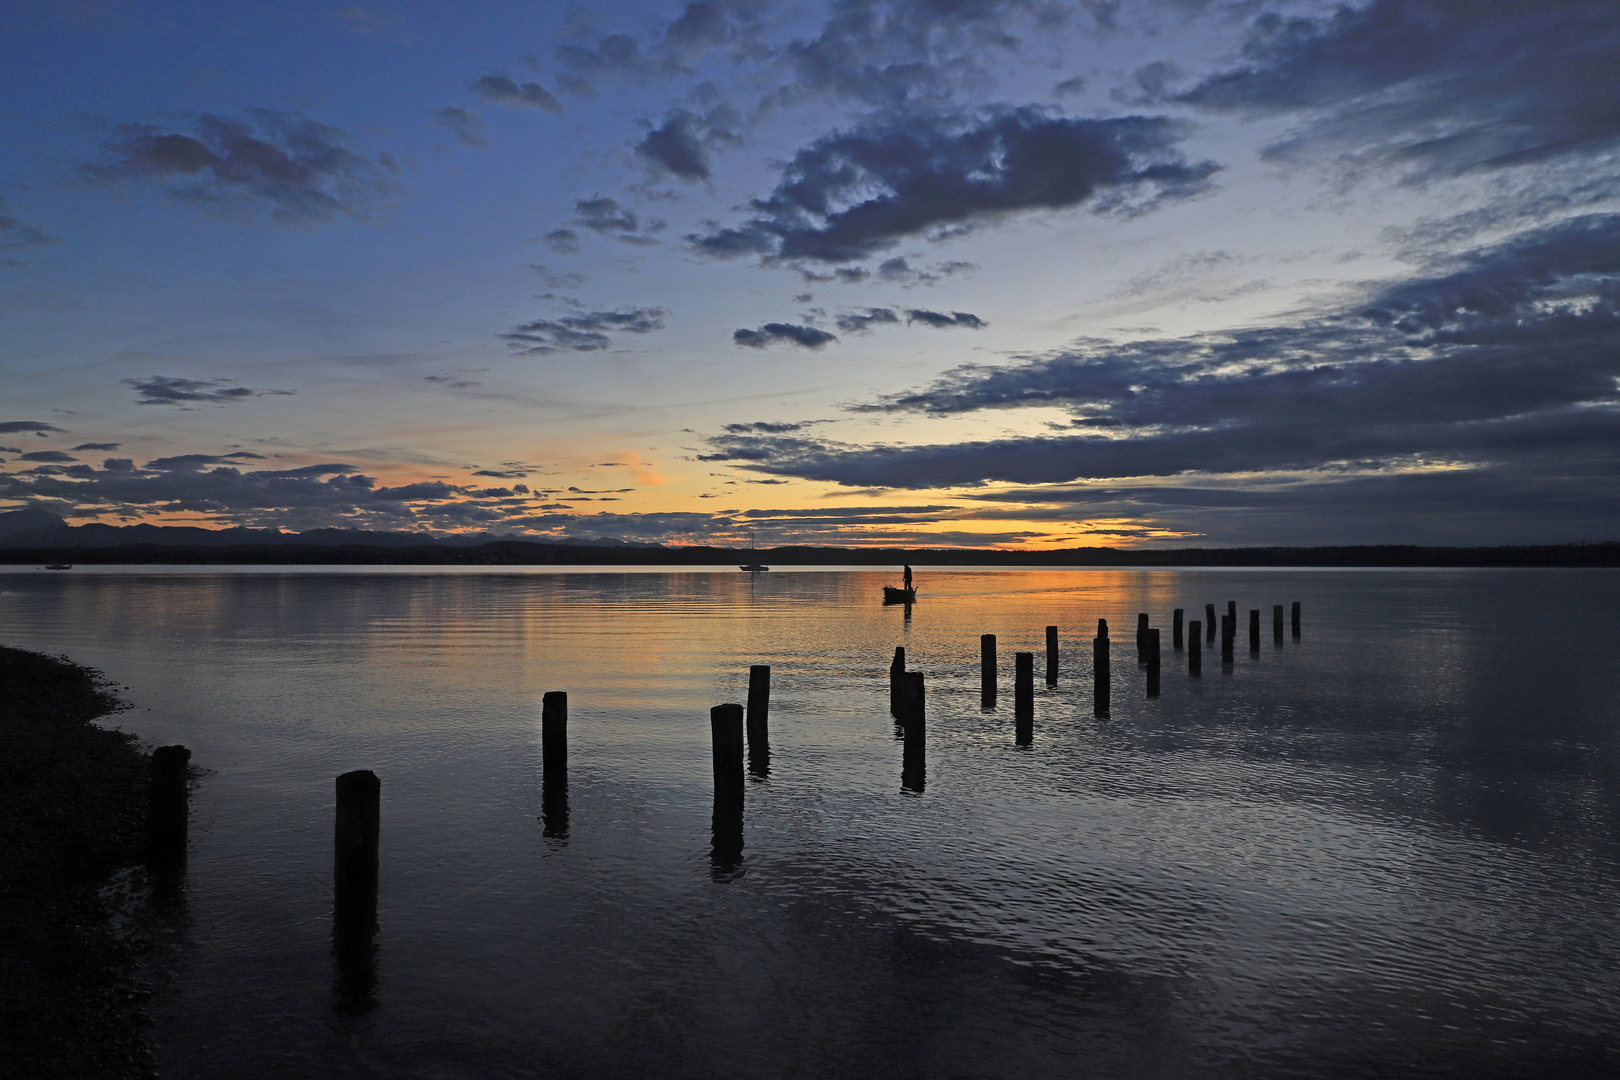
[[1249, 609, 1261, 652], [1221, 613, 1235, 663], [1014, 651, 1034, 745], [147, 745, 190, 867], [1227, 600, 1237, 623], [902, 671, 926, 728], [1145, 628, 1161, 698], [1272, 605, 1284, 644], [710, 703, 745, 867], [1136, 613, 1149, 661], [1292, 601, 1301, 638], [542, 692, 567, 776], [335, 770, 380, 925], [746, 665, 770, 776], [889, 646, 906, 718], [1173, 609, 1184, 650], [981, 634, 997, 707], [1045, 625, 1058, 685], [541, 692, 568, 838], [1205, 603, 1217, 642], [1093, 622, 1110, 719], [902, 673, 926, 792], [1188, 621, 1202, 676]]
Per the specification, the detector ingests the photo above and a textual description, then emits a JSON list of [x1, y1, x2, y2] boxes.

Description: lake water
[[3, 566, 1619, 1079]]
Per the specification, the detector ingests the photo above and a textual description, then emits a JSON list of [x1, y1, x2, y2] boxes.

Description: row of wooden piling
[[143, 599, 1299, 905]]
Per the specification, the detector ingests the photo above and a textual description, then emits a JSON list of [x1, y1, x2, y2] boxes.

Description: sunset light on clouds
[[3, 0, 1618, 548]]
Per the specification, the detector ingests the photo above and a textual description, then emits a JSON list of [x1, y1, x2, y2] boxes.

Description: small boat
[[739, 532, 769, 572], [882, 563, 916, 603], [44, 563, 72, 570]]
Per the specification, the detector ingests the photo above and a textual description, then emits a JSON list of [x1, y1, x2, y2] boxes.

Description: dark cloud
[[689, 108, 1218, 264], [906, 308, 986, 328], [424, 375, 482, 389], [83, 109, 397, 223], [542, 229, 582, 255], [20, 451, 77, 463], [776, 0, 1107, 107], [0, 421, 65, 435], [0, 199, 57, 256], [102, 458, 135, 472], [721, 421, 814, 434], [530, 263, 588, 288], [733, 323, 838, 349], [836, 307, 900, 333], [70, 443, 120, 451], [469, 74, 563, 113], [124, 376, 294, 407], [572, 196, 665, 245], [703, 215, 1620, 530], [1053, 76, 1086, 97], [635, 108, 742, 182], [473, 469, 528, 479], [503, 306, 670, 354], [1177, 1, 1620, 177], [875, 256, 977, 285], [664, 1, 741, 47], [432, 106, 487, 146], [144, 452, 268, 471]]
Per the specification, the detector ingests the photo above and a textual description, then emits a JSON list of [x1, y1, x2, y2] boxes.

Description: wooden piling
[[1136, 613, 1149, 661], [746, 665, 770, 773], [901, 679, 926, 793], [1205, 603, 1217, 642], [902, 671, 926, 729], [541, 692, 569, 837], [1188, 621, 1202, 676], [710, 706, 745, 869], [1249, 609, 1261, 652], [147, 744, 190, 867], [335, 770, 380, 924], [981, 634, 997, 707], [1292, 601, 1301, 638], [1272, 605, 1284, 644], [890, 646, 906, 717], [1014, 651, 1034, 744], [1045, 625, 1058, 685], [1221, 613, 1235, 663], [1145, 628, 1160, 698], [1093, 634, 1110, 718], [710, 704, 745, 804], [541, 691, 567, 777], [1173, 609, 1184, 650]]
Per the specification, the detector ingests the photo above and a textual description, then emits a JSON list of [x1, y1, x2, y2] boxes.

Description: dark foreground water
[[3, 566, 1619, 1079]]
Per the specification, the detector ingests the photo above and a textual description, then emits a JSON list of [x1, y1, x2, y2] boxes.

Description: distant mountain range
[[0, 507, 642, 550]]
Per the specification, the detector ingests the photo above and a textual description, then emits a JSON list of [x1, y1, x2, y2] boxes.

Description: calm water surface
[[3, 566, 1619, 1079]]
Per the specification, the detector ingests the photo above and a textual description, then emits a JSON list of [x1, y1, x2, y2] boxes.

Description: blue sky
[[3, 0, 1618, 547]]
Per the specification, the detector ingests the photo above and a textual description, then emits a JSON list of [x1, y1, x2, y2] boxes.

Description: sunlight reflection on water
[[3, 566, 1618, 1078]]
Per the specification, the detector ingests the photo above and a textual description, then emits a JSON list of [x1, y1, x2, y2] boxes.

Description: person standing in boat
[[903, 564, 912, 591]]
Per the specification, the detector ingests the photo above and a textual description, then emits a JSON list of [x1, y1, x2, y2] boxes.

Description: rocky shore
[[0, 646, 158, 1079]]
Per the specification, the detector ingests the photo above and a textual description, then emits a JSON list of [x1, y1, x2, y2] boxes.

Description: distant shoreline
[[2, 539, 1618, 568]]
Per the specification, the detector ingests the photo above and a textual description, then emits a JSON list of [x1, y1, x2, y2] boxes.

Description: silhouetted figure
[[903, 564, 913, 590]]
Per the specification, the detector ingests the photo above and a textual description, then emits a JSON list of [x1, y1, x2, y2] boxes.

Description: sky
[[2, 0, 1618, 549]]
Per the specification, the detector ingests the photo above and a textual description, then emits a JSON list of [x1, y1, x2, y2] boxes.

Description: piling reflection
[[540, 772, 569, 840], [330, 915, 378, 1021], [710, 703, 746, 879], [901, 722, 925, 793]]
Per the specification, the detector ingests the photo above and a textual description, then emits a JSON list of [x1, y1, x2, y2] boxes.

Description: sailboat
[[739, 532, 769, 572]]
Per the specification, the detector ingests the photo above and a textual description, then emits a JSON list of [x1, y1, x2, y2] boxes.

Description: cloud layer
[[84, 109, 397, 222], [691, 108, 1219, 265]]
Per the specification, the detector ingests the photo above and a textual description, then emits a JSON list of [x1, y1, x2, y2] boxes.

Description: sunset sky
[[3, 0, 1617, 548]]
